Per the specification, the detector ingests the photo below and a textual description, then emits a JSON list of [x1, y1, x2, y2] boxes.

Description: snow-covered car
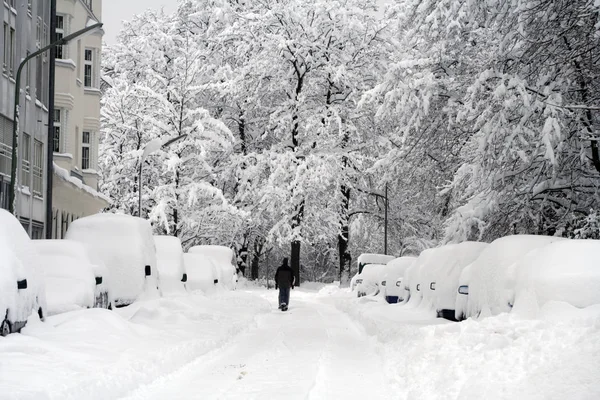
[[188, 245, 238, 290], [419, 242, 488, 320], [183, 253, 219, 293], [355, 263, 387, 297], [457, 234, 564, 320], [65, 213, 159, 307], [403, 248, 441, 307], [351, 253, 395, 292], [0, 209, 46, 336], [382, 256, 416, 303], [512, 239, 600, 315], [154, 235, 187, 294], [33, 240, 111, 315]]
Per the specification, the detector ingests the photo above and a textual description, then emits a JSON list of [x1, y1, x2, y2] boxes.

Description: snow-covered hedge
[[65, 213, 159, 306]]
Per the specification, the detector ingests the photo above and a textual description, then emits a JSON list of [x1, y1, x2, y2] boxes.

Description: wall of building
[[1, 0, 51, 238]]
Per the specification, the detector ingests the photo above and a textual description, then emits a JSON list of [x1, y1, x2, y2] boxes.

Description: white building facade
[[1, 0, 51, 238], [52, 0, 108, 238]]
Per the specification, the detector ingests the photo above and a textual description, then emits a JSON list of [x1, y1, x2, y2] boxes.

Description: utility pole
[[384, 183, 388, 255]]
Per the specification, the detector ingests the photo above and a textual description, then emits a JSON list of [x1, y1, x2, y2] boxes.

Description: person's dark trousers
[[279, 287, 290, 306]]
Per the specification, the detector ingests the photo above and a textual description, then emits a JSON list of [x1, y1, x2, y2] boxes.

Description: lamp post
[[9, 20, 103, 214], [138, 134, 188, 218]]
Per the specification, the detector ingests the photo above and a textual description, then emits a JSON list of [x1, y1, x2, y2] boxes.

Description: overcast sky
[[102, 0, 177, 45]]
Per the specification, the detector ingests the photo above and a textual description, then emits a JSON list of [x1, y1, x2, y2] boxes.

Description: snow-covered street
[[2, 284, 599, 400]]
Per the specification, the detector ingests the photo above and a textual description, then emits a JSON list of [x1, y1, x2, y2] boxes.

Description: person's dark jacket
[[275, 264, 295, 289]]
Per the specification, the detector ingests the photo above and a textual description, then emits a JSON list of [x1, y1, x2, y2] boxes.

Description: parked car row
[[351, 235, 600, 321], [1, 211, 239, 336]]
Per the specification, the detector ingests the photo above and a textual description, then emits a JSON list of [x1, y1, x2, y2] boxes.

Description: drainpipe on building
[[46, 0, 57, 239]]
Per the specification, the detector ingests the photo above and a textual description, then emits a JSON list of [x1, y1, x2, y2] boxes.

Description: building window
[[3, 23, 16, 76], [84, 49, 94, 87], [0, 115, 13, 177], [21, 133, 31, 188], [55, 16, 64, 59], [53, 109, 61, 152], [33, 140, 43, 196], [82, 131, 90, 170], [27, 0, 32, 14], [6, 0, 16, 8]]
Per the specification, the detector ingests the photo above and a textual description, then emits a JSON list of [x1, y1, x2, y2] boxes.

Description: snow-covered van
[[188, 245, 238, 290], [33, 240, 111, 315], [512, 239, 600, 315], [154, 235, 187, 293], [419, 242, 488, 320], [351, 253, 395, 292], [382, 256, 416, 303], [65, 213, 159, 307], [0, 209, 46, 336], [456, 234, 564, 320], [183, 253, 219, 293]]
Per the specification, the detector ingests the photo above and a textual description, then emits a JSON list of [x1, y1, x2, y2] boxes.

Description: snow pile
[[466, 235, 564, 318], [183, 253, 218, 293], [34, 240, 96, 315], [383, 256, 416, 300], [425, 242, 488, 315], [188, 245, 237, 290], [0, 292, 271, 399], [154, 236, 186, 294], [512, 239, 600, 317], [65, 213, 159, 306], [0, 209, 46, 324]]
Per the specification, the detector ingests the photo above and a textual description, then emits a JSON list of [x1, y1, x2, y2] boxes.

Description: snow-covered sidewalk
[[1, 285, 599, 400]]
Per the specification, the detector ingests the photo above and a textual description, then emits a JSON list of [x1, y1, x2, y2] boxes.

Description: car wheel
[[108, 302, 113, 311], [1, 319, 11, 337]]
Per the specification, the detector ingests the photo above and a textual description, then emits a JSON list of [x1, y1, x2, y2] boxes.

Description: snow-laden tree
[[100, 8, 243, 245]]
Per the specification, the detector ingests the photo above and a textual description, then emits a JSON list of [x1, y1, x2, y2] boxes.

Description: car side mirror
[[458, 285, 469, 295], [181, 273, 188, 283], [416, 284, 421, 291], [381, 281, 386, 286], [396, 281, 402, 287], [17, 279, 28, 290], [213, 279, 219, 284], [430, 282, 436, 290], [145, 265, 151, 276], [95, 276, 103, 285]]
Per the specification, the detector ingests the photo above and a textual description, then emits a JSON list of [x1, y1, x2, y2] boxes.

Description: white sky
[[102, 0, 177, 45]]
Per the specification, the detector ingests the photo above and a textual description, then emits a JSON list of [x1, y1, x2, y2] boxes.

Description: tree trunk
[[250, 237, 264, 280], [291, 240, 301, 287], [338, 183, 351, 287]]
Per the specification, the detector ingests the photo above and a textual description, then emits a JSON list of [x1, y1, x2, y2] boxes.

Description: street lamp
[[138, 134, 188, 218], [8, 20, 103, 214]]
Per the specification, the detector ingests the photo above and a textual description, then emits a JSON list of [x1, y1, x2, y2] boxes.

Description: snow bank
[[425, 242, 488, 315], [512, 239, 600, 317], [383, 256, 416, 300], [65, 213, 159, 306], [183, 253, 218, 293], [188, 245, 237, 290], [466, 234, 564, 319], [0, 209, 46, 325], [154, 236, 186, 294]]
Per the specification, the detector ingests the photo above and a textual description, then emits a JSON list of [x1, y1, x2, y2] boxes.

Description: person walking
[[275, 257, 295, 311]]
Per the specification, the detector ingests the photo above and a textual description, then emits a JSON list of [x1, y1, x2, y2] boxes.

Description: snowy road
[[2, 284, 599, 400], [121, 290, 393, 400]]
